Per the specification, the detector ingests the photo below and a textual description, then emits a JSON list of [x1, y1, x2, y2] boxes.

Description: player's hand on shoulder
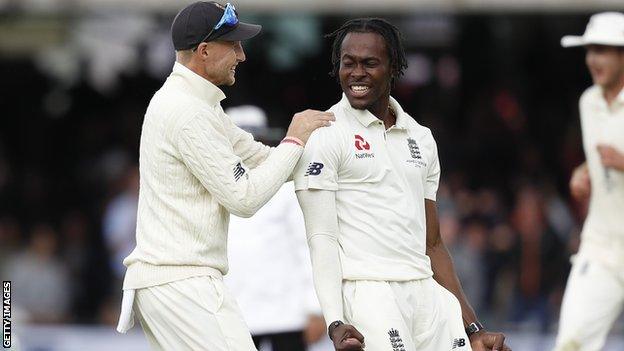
[[570, 163, 590, 201], [330, 323, 365, 351], [286, 109, 335, 145], [469, 330, 511, 351]]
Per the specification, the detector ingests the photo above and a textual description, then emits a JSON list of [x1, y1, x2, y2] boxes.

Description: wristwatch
[[465, 321, 484, 337], [328, 320, 344, 340]]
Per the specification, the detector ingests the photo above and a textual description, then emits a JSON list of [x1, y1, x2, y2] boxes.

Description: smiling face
[[198, 40, 246, 86], [585, 44, 624, 90], [338, 32, 392, 111]]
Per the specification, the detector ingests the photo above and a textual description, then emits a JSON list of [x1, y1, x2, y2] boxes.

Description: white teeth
[[351, 85, 369, 92]]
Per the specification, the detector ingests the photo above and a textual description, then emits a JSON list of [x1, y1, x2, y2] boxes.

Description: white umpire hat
[[226, 105, 284, 142], [561, 12, 624, 48]]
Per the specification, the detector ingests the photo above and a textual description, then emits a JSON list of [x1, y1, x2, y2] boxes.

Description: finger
[[491, 334, 505, 351], [346, 326, 365, 342], [341, 338, 363, 350], [315, 113, 335, 121], [343, 337, 363, 345], [318, 114, 336, 121], [314, 117, 335, 125], [313, 120, 331, 128], [502, 344, 512, 351]]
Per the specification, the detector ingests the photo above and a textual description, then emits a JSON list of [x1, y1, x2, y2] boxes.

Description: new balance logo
[[233, 162, 246, 181], [407, 138, 421, 159], [452, 338, 466, 349], [305, 162, 324, 176], [388, 329, 405, 351], [354, 135, 370, 151]]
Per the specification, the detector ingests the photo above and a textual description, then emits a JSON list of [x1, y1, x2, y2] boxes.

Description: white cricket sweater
[[577, 85, 624, 270], [122, 62, 303, 289]]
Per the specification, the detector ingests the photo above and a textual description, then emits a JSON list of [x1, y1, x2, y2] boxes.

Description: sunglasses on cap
[[193, 3, 239, 50]]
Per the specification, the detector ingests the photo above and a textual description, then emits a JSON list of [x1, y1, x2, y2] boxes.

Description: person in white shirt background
[[103, 164, 139, 287], [115, 2, 334, 350], [294, 18, 510, 351], [225, 105, 330, 351], [554, 12, 624, 351]]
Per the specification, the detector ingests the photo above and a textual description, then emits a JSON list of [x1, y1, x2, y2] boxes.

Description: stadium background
[[0, 0, 623, 350]]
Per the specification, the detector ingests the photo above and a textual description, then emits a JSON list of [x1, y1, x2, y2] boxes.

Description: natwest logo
[[354, 135, 370, 151]]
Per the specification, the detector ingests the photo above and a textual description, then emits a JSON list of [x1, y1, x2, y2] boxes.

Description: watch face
[[328, 321, 344, 340], [466, 322, 482, 335]]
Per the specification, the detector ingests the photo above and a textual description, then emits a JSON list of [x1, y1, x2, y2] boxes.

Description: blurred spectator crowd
[[0, 13, 609, 333]]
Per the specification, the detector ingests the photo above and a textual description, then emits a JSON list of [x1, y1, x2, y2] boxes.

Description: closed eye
[[363, 59, 379, 67]]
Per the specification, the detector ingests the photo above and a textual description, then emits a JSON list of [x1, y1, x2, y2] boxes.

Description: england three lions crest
[[407, 138, 421, 159], [406, 138, 427, 167]]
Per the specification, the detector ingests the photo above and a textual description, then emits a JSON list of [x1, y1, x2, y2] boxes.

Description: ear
[[196, 42, 210, 60]]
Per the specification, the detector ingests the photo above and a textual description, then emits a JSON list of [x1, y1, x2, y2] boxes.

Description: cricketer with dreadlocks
[[293, 18, 511, 351]]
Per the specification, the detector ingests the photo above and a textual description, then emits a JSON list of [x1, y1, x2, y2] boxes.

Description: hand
[[597, 144, 624, 171], [304, 315, 326, 344], [469, 330, 511, 351], [286, 110, 335, 145], [330, 324, 365, 351], [569, 163, 590, 201]]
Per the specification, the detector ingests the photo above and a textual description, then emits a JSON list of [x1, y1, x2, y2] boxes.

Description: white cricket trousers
[[134, 276, 257, 351], [343, 277, 471, 351], [553, 256, 624, 351]]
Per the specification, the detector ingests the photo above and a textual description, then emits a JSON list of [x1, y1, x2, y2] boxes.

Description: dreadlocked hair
[[326, 18, 408, 84]]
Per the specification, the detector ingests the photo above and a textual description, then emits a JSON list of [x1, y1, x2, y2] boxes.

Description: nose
[[235, 41, 245, 62], [585, 47, 599, 68], [351, 63, 366, 78]]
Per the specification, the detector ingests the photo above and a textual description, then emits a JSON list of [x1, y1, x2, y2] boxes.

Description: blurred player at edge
[[114, 2, 334, 350], [293, 18, 510, 351], [554, 12, 624, 351], [224, 105, 326, 351]]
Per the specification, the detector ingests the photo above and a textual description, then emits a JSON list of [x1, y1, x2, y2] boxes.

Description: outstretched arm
[[425, 199, 510, 351], [296, 189, 364, 351]]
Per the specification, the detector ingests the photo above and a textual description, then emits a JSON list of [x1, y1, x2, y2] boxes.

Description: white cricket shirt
[[578, 85, 624, 269], [294, 95, 440, 281]]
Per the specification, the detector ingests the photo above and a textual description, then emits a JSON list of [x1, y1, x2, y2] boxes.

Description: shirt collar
[[339, 93, 409, 130], [389, 96, 409, 130], [594, 85, 624, 107], [170, 62, 226, 105]]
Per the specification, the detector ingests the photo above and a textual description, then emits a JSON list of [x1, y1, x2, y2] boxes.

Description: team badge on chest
[[407, 138, 421, 159], [388, 328, 406, 351], [406, 138, 427, 167]]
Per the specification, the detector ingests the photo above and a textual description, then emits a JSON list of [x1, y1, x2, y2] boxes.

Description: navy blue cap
[[171, 1, 261, 50]]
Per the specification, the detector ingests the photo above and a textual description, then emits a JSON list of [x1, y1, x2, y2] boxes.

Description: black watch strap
[[465, 321, 484, 337], [328, 320, 344, 339]]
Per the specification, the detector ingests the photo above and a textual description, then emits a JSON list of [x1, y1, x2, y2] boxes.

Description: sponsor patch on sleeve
[[305, 162, 324, 176]]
